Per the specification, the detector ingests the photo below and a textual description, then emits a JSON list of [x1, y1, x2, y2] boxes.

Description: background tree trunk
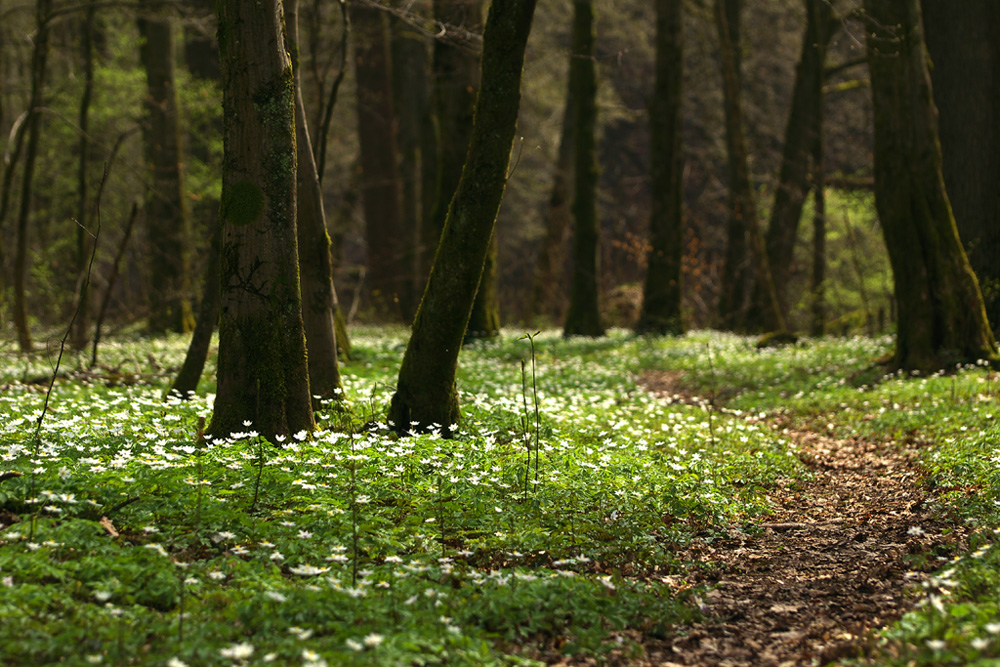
[[352, 2, 405, 320], [71, 3, 97, 350], [210, 0, 315, 439], [13, 0, 53, 353], [170, 220, 220, 397], [753, 0, 835, 324], [288, 0, 344, 404], [139, 2, 193, 334], [864, 0, 998, 370], [636, 0, 684, 336], [562, 0, 604, 338], [922, 0, 1000, 336], [389, 0, 537, 433]]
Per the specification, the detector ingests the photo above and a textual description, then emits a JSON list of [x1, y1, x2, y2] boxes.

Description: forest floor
[[618, 371, 972, 667]]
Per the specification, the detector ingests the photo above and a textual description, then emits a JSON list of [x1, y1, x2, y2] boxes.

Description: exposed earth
[[573, 371, 971, 666]]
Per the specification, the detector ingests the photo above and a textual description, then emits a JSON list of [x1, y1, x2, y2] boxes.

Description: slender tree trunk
[[714, 0, 785, 334], [753, 0, 836, 323], [636, 0, 684, 336], [922, 0, 1000, 336], [210, 0, 315, 439], [389, 0, 537, 433], [864, 0, 998, 370], [170, 220, 220, 397], [71, 4, 97, 350], [525, 82, 574, 323], [352, 2, 405, 320], [391, 11, 432, 323], [139, 2, 193, 334], [13, 0, 54, 353], [809, 147, 826, 336], [288, 0, 344, 403], [562, 0, 604, 338]]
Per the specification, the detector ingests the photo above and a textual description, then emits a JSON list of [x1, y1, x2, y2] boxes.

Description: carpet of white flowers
[[1, 328, 998, 666]]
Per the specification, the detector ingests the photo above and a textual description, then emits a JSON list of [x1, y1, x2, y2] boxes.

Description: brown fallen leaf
[[99, 516, 119, 537]]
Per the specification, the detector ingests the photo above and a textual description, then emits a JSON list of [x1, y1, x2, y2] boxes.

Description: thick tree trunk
[[562, 0, 604, 338], [754, 0, 835, 323], [13, 0, 53, 353], [71, 4, 97, 350], [636, 0, 684, 336], [714, 0, 785, 334], [139, 4, 193, 334], [922, 0, 1000, 336], [865, 0, 998, 370], [389, 0, 537, 433], [288, 0, 344, 403], [352, 3, 405, 320], [210, 0, 315, 439]]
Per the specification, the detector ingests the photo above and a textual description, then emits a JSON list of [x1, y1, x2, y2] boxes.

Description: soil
[[609, 371, 970, 666]]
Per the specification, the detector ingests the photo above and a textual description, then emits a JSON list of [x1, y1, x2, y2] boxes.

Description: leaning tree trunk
[[138, 2, 194, 334], [209, 0, 315, 439], [288, 0, 344, 403], [170, 220, 220, 397], [13, 0, 53, 353], [714, 0, 785, 334], [922, 0, 1000, 336], [864, 0, 998, 370], [636, 0, 684, 336], [753, 0, 836, 323], [388, 0, 538, 433], [352, 3, 405, 321], [562, 0, 604, 338]]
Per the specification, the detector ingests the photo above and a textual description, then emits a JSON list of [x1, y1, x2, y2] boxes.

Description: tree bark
[[210, 0, 315, 439], [13, 0, 54, 353], [636, 0, 684, 336], [864, 0, 998, 370], [352, 2, 405, 320], [714, 0, 785, 334], [562, 0, 604, 338], [170, 219, 220, 397], [288, 0, 344, 403], [754, 0, 836, 324], [139, 2, 194, 334], [71, 3, 97, 351], [922, 0, 1000, 336], [389, 0, 537, 433]]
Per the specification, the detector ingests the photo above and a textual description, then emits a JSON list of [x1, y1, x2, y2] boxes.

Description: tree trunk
[[170, 219, 220, 397], [922, 0, 1000, 336], [71, 3, 97, 350], [13, 0, 54, 353], [636, 0, 684, 336], [389, 0, 537, 433], [352, 2, 405, 320], [139, 3, 194, 334], [209, 0, 315, 439], [713, 0, 785, 334], [864, 0, 998, 370], [562, 0, 604, 338], [288, 0, 344, 403], [424, 0, 482, 286], [466, 232, 499, 339], [390, 11, 433, 323], [754, 0, 836, 323], [809, 148, 826, 337], [524, 81, 575, 323]]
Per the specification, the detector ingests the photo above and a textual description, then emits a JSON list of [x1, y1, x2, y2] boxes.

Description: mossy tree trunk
[[139, 2, 194, 334], [562, 0, 604, 338], [752, 0, 836, 323], [389, 0, 537, 433], [922, 0, 1000, 336], [288, 0, 344, 404], [714, 0, 785, 334], [352, 3, 405, 321], [636, 0, 684, 336], [865, 0, 999, 370], [209, 0, 315, 439], [13, 0, 53, 354]]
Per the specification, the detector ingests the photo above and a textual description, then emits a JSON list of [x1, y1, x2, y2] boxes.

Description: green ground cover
[[1, 329, 998, 665]]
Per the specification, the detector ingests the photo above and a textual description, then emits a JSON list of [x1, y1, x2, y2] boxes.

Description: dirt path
[[635, 372, 971, 667]]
